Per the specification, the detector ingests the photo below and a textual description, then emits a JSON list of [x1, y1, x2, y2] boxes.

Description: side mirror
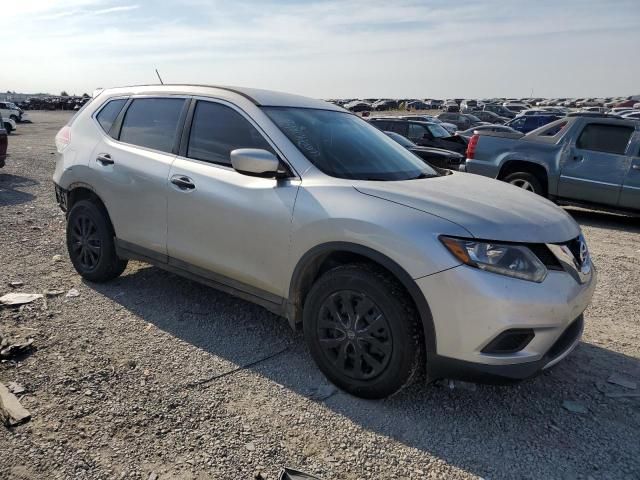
[[230, 149, 280, 177]]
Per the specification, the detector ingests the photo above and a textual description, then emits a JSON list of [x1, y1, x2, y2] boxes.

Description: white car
[[2, 116, 16, 133], [0, 102, 22, 123], [53, 84, 596, 398]]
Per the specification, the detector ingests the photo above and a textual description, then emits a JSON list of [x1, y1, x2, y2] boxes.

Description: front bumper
[[418, 262, 596, 383]]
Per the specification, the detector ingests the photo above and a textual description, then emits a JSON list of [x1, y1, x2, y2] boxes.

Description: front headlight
[[440, 236, 547, 283]]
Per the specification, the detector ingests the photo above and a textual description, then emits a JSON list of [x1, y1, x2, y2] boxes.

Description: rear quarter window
[[95, 99, 127, 135]]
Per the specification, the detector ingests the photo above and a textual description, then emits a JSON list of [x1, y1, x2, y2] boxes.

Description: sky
[[3, 0, 640, 99]]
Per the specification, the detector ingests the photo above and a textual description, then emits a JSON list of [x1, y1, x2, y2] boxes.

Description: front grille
[[528, 244, 563, 270]]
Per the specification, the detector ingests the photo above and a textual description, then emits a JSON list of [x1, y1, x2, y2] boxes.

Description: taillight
[[55, 125, 71, 153], [466, 134, 479, 159]]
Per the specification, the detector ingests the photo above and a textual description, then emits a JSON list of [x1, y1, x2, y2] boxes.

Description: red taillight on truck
[[55, 126, 71, 153], [466, 134, 479, 159]]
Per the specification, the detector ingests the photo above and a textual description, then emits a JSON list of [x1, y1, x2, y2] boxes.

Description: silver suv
[[53, 85, 596, 398]]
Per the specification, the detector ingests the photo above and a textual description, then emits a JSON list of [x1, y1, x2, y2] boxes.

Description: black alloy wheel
[[316, 290, 393, 380], [69, 213, 102, 271]]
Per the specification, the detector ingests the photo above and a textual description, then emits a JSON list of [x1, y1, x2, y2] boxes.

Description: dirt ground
[[1, 111, 639, 480]]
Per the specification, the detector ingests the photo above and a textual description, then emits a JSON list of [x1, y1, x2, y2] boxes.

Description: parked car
[[634, 102, 640, 110], [384, 131, 465, 169], [518, 109, 563, 117], [369, 118, 467, 153], [471, 110, 509, 124], [506, 115, 562, 134], [0, 102, 22, 123], [460, 99, 478, 112], [463, 115, 639, 212], [442, 101, 460, 112], [372, 99, 399, 111], [580, 106, 608, 114], [398, 115, 457, 134], [406, 100, 428, 110], [610, 107, 635, 116], [613, 99, 637, 108], [0, 113, 7, 168], [53, 84, 596, 398], [437, 112, 481, 130], [3, 116, 16, 134], [621, 111, 640, 120], [483, 104, 516, 119], [344, 101, 371, 112], [503, 102, 529, 112], [456, 125, 521, 138], [424, 99, 443, 109]]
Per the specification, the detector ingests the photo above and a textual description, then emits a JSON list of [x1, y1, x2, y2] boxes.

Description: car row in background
[[335, 96, 640, 114]]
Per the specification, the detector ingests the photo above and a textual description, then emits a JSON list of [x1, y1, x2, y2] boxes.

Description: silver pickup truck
[[463, 115, 640, 213]]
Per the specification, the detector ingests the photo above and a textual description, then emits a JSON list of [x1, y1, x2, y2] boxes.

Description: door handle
[[96, 153, 114, 166], [632, 164, 640, 170], [170, 175, 195, 190], [572, 155, 583, 162]]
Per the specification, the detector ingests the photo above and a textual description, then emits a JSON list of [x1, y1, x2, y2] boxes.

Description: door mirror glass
[[230, 149, 280, 176]]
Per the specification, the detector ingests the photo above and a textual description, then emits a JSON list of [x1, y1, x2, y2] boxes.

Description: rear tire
[[66, 200, 127, 282], [303, 264, 424, 399], [503, 172, 544, 196]]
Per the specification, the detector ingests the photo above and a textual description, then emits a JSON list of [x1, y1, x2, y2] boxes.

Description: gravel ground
[[1, 111, 639, 480]]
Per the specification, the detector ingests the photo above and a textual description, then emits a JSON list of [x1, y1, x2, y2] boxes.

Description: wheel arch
[[498, 159, 549, 195], [287, 242, 437, 356], [66, 183, 116, 236]]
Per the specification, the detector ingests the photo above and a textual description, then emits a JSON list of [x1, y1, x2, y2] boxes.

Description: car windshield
[[263, 107, 438, 181], [384, 131, 415, 148], [427, 123, 451, 138]]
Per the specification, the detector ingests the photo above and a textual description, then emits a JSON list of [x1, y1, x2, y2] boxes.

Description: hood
[[409, 146, 463, 158], [354, 173, 580, 244]]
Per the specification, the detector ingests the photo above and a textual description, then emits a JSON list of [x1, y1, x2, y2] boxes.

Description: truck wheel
[[303, 264, 423, 399], [66, 200, 128, 282], [504, 172, 543, 195]]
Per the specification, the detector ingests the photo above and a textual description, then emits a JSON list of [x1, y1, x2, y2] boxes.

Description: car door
[[166, 98, 299, 299], [89, 96, 188, 256], [558, 123, 635, 206], [619, 133, 640, 210]]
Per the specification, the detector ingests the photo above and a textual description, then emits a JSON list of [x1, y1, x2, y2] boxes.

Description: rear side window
[[576, 124, 634, 155], [370, 120, 389, 130], [408, 123, 428, 141], [119, 98, 185, 153], [187, 101, 273, 166], [96, 99, 127, 135]]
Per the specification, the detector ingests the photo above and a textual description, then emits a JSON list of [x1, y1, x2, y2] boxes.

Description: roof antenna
[[155, 69, 164, 85]]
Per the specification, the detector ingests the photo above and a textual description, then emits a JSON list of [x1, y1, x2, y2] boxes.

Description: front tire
[[66, 200, 127, 282], [503, 172, 544, 196], [303, 264, 424, 399]]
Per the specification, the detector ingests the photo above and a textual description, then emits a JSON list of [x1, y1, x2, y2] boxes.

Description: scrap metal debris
[[562, 400, 588, 414], [9, 281, 24, 288], [8, 382, 26, 395], [65, 288, 80, 298], [0, 337, 35, 359], [0, 382, 31, 427], [0, 293, 43, 306], [607, 373, 637, 390], [278, 467, 325, 480]]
